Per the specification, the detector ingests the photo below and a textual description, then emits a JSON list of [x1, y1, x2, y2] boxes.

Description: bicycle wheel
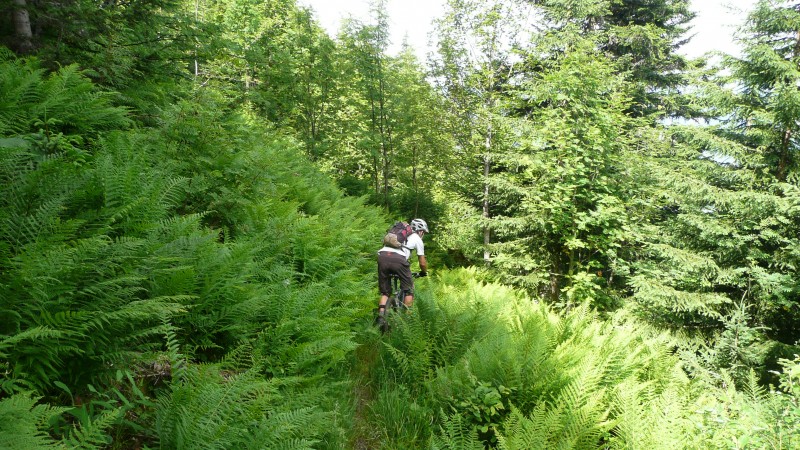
[[377, 274, 406, 334]]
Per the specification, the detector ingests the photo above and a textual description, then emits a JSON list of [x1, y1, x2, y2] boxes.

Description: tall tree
[[384, 42, 454, 217], [0, 0, 196, 90], [604, 0, 695, 117], [334, 1, 395, 205], [290, 7, 337, 159], [431, 0, 529, 262], [201, 0, 297, 98], [724, 0, 800, 181], [621, 0, 800, 378], [525, 0, 695, 118], [492, 31, 637, 305]]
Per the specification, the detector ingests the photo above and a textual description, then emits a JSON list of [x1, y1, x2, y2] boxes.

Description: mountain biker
[[376, 218, 429, 318]]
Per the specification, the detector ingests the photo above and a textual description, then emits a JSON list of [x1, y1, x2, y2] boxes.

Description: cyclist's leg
[[397, 260, 414, 307], [377, 252, 395, 315]]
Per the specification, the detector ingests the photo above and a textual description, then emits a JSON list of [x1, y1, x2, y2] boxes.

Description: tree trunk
[[778, 128, 791, 182], [549, 248, 561, 302], [483, 123, 492, 263], [12, 0, 34, 54], [193, 0, 199, 78], [412, 144, 419, 216], [368, 88, 380, 196], [482, 57, 496, 263], [377, 59, 392, 208], [382, 140, 389, 206]]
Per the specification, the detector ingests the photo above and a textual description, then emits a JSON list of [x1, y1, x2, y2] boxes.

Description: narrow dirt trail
[[349, 338, 382, 449]]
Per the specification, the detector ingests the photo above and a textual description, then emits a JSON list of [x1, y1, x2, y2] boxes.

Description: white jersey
[[378, 232, 424, 260]]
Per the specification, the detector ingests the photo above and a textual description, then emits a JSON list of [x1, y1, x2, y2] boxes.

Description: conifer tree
[[524, 0, 695, 118], [724, 0, 800, 181], [623, 0, 800, 374], [492, 31, 637, 306], [0, 0, 196, 89]]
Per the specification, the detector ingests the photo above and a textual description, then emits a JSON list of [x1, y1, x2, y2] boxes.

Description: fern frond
[[62, 407, 123, 449], [431, 413, 484, 450], [0, 393, 68, 449]]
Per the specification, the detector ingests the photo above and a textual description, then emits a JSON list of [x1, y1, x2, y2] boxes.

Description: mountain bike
[[376, 272, 424, 333]]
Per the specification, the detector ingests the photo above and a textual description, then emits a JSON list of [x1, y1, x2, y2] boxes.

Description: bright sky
[[297, 0, 446, 60], [297, 0, 758, 60]]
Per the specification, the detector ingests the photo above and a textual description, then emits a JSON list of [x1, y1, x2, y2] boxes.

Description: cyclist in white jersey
[[376, 219, 429, 317]]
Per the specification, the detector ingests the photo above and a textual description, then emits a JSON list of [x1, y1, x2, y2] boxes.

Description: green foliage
[[62, 406, 124, 450], [431, 413, 484, 450], [430, 0, 530, 266], [602, 1, 800, 370], [11, 0, 196, 91], [720, 0, 800, 181], [776, 354, 800, 434], [369, 270, 679, 447], [365, 269, 800, 448], [703, 303, 772, 385], [490, 34, 637, 307], [0, 52, 130, 148], [621, 0, 800, 357], [319, 4, 452, 213], [452, 377, 512, 445], [0, 393, 67, 449], [155, 365, 331, 449], [4, 0, 800, 448], [0, 59, 183, 393], [433, 194, 486, 265], [534, 0, 695, 117], [366, 385, 433, 447], [683, 370, 800, 449], [0, 47, 386, 447]]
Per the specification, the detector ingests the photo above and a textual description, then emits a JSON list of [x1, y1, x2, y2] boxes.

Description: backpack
[[383, 221, 413, 249]]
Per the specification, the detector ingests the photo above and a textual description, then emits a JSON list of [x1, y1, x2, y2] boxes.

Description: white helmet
[[410, 218, 429, 233]]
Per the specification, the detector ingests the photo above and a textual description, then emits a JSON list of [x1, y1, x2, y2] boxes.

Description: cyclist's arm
[[418, 255, 428, 275]]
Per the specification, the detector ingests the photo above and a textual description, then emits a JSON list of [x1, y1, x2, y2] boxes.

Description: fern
[[365, 270, 722, 448], [0, 393, 68, 449], [431, 413, 484, 450], [0, 56, 129, 141], [164, 321, 188, 383], [62, 407, 124, 449], [155, 366, 333, 450]]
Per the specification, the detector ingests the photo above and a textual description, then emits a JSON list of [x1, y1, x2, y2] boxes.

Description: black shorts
[[377, 251, 413, 296]]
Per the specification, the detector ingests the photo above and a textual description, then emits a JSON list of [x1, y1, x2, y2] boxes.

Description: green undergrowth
[[360, 268, 800, 449], [0, 52, 385, 448]]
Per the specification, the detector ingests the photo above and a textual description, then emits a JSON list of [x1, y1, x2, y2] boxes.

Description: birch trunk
[[12, 0, 34, 54], [483, 123, 492, 263]]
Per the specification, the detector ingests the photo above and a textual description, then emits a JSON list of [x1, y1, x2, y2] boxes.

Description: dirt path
[[349, 338, 381, 450]]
